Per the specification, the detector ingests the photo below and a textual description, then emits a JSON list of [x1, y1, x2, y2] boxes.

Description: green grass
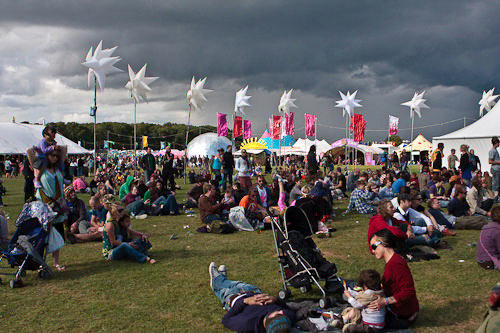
[[0, 174, 496, 332]]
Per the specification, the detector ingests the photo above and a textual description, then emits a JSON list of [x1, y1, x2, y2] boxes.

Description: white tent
[[185, 133, 232, 158], [0, 122, 90, 154], [293, 138, 331, 155], [433, 102, 500, 167]]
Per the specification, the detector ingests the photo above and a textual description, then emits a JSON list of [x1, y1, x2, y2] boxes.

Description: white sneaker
[[209, 262, 221, 289], [218, 265, 227, 276], [135, 214, 148, 220]]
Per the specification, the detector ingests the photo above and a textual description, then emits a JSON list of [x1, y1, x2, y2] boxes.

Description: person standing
[[459, 144, 472, 186], [469, 149, 481, 174], [236, 149, 252, 191], [22, 156, 35, 202], [161, 146, 176, 190], [140, 147, 156, 183], [447, 149, 458, 170], [489, 137, 500, 198], [307, 145, 319, 180], [431, 143, 444, 173], [221, 145, 235, 191]]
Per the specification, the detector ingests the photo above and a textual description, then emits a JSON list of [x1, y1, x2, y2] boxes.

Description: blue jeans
[[212, 274, 262, 310], [109, 243, 147, 263], [222, 169, 233, 191], [126, 200, 146, 216], [204, 214, 226, 224], [406, 218, 440, 247], [493, 169, 500, 194], [153, 195, 178, 214]]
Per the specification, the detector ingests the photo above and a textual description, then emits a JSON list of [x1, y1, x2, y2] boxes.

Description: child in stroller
[[270, 202, 344, 308], [0, 201, 55, 288]]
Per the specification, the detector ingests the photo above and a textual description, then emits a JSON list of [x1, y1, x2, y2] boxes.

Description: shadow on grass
[[415, 297, 483, 329]]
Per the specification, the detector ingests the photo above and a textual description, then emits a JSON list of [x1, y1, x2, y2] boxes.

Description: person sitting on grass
[[102, 204, 156, 264], [185, 179, 205, 209], [477, 206, 500, 270], [344, 180, 377, 215], [368, 229, 419, 329], [378, 179, 395, 200], [426, 198, 457, 235], [331, 269, 386, 332], [198, 183, 228, 224], [448, 184, 488, 229], [239, 188, 271, 225], [123, 183, 148, 219], [118, 175, 134, 202], [368, 199, 410, 253], [208, 262, 296, 332]]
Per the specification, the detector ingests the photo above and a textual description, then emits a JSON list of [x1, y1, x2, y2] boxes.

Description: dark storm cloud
[[0, 0, 498, 140]]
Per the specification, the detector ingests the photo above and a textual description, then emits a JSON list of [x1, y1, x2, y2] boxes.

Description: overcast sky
[[0, 1, 498, 142]]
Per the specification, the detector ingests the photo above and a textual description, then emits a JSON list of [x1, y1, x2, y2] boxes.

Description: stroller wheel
[[319, 297, 330, 309], [9, 279, 22, 289], [38, 270, 51, 280], [20, 270, 27, 277], [278, 288, 291, 301], [299, 284, 311, 293]]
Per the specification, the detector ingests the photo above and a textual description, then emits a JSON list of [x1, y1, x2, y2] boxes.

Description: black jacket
[[222, 151, 235, 170]]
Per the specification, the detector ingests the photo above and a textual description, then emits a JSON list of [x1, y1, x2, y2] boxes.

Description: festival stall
[[397, 134, 433, 161], [293, 138, 331, 156], [326, 138, 384, 165], [433, 100, 500, 166]]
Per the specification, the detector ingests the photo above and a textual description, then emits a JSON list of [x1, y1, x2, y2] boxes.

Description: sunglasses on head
[[371, 240, 382, 251]]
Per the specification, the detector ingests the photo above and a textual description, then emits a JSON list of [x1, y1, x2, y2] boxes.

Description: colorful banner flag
[[305, 114, 316, 137], [234, 116, 243, 137], [160, 141, 166, 149], [243, 120, 252, 139], [142, 136, 148, 148], [272, 115, 281, 140], [217, 113, 228, 137], [389, 115, 399, 135], [350, 114, 367, 142], [285, 112, 295, 135]]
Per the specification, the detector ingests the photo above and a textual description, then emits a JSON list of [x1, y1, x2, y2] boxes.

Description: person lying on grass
[[208, 262, 296, 332], [102, 204, 156, 264]]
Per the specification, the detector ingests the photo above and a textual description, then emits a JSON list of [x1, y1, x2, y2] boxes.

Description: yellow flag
[[142, 136, 148, 148]]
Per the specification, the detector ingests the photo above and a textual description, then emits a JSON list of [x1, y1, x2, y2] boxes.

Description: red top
[[383, 254, 419, 318], [367, 214, 409, 253]]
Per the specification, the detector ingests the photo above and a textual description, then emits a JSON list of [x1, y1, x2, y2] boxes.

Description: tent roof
[[185, 133, 232, 158], [399, 134, 433, 152], [0, 122, 90, 154], [260, 135, 295, 149], [327, 139, 384, 156], [434, 102, 500, 139], [293, 138, 331, 155], [260, 129, 271, 139]]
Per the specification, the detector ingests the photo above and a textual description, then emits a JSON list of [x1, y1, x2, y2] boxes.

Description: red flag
[[305, 114, 315, 137], [285, 112, 295, 135], [234, 116, 243, 137], [272, 115, 281, 140], [351, 114, 366, 142], [350, 114, 363, 133]]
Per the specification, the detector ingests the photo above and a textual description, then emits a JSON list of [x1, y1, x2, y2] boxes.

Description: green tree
[[385, 134, 403, 146]]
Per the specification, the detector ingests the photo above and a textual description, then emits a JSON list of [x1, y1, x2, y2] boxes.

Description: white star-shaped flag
[[187, 77, 212, 110], [479, 88, 499, 117], [335, 90, 362, 117], [278, 89, 297, 115], [82, 40, 122, 91], [234, 85, 252, 113], [401, 91, 429, 118], [125, 64, 159, 104]]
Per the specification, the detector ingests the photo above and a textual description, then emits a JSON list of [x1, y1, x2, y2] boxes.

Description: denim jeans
[[222, 169, 233, 191], [204, 214, 225, 224], [125, 200, 146, 216], [406, 218, 440, 247], [153, 195, 178, 214], [109, 243, 147, 263], [212, 274, 262, 310], [493, 169, 500, 193]]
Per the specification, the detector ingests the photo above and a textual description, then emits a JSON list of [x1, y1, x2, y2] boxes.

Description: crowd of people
[[0, 124, 498, 332]]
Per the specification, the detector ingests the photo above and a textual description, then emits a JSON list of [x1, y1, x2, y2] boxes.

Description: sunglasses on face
[[371, 240, 382, 251]]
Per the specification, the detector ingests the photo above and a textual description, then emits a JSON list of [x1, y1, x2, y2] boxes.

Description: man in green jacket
[[477, 283, 500, 333], [119, 175, 135, 202]]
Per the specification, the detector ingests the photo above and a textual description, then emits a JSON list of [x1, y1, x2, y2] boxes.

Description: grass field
[[0, 174, 497, 332]]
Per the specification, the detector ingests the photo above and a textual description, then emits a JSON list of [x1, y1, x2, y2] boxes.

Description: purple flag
[[244, 120, 252, 139], [217, 113, 228, 137]]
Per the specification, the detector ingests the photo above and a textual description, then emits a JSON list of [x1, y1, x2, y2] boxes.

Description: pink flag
[[305, 114, 316, 137], [285, 112, 295, 135], [272, 115, 281, 140], [217, 113, 228, 137], [389, 115, 399, 135], [243, 120, 251, 139]]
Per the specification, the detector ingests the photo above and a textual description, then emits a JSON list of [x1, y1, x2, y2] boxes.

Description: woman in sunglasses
[[368, 229, 419, 329]]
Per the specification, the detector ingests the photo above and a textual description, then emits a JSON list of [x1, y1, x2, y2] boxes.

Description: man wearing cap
[[209, 262, 296, 332]]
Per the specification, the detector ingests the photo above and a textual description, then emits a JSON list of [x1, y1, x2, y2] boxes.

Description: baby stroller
[[270, 205, 343, 308], [0, 201, 55, 288]]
